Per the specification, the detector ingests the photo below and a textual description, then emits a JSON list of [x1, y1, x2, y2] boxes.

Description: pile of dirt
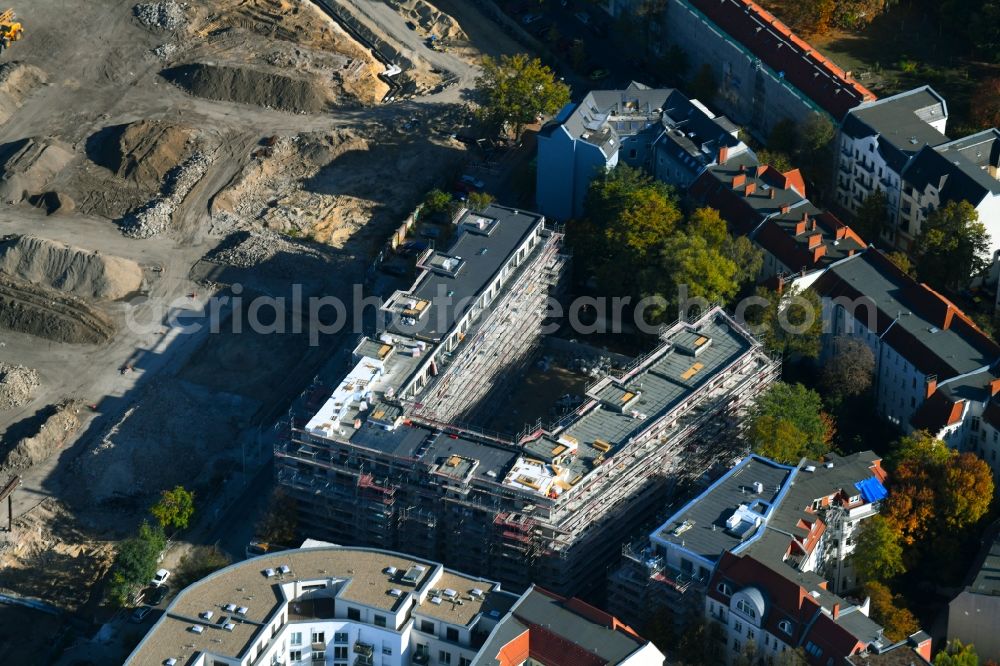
[[0, 235, 144, 300], [0, 275, 116, 344], [27, 191, 75, 215], [133, 1, 187, 30], [0, 138, 74, 204], [120, 151, 212, 238], [111, 120, 197, 190], [0, 400, 84, 474], [0, 362, 40, 410], [210, 130, 369, 236], [0, 62, 47, 124], [161, 62, 333, 113], [73, 378, 250, 503], [388, 0, 468, 41]]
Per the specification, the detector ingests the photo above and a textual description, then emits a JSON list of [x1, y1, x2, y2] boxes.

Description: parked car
[[130, 606, 153, 623], [148, 585, 170, 606], [460, 174, 485, 190], [151, 568, 171, 587]]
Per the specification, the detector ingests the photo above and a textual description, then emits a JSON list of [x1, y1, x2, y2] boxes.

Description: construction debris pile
[[120, 151, 211, 238], [0, 62, 47, 124], [1, 400, 84, 474], [133, 1, 187, 30], [0, 362, 39, 410]]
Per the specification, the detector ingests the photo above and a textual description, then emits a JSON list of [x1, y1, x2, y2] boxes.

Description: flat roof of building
[[126, 546, 515, 665], [651, 455, 796, 562], [385, 204, 544, 343]]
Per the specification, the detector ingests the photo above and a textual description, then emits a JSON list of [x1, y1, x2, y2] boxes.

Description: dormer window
[[717, 582, 733, 596], [736, 599, 757, 620], [778, 620, 793, 635]]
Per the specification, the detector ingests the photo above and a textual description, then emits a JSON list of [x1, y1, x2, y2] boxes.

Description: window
[[290, 651, 302, 662], [334, 646, 348, 659], [421, 619, 435, 633], [734, 620, 743, 633], [717, 582, 733, 596], [334, 632, 348, 644], [747, 628, 755, 640], [312, 632, 325, 645], [312, 653, 325, 663], [439, 650, 453, 664], [374, 614, 387, 628], [778, 620, 792, 635], [446, 627, 460, 642], [291, 632, 303, 646], [736, 599, 756, 620], [383, 647, 393, 656], [733, 639, 742, 653], [973, 417, 981, 432], [805, 641, 823, 658], [629, 148, 637, 159], [347, 607, 361, 621], [680, 558, 693, 573]]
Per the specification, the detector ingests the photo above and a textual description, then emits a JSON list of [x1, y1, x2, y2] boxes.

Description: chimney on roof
[[780, 204, 791, 215], [739, 163, 746, 173], [813, 243, 827, 263], [810, 219, 817, 231], [719, 145, 729, 164], [733, 174, 747, 188], [832, 603, 840, 620], [808, 233, 822, 250], [991, 378, 1000, 397], [926, 377, 938, 399], [911, 633, 932, 663], [745, 182, 757, 197], [756, 165, 766, 177], [769, 189, 776, 199]]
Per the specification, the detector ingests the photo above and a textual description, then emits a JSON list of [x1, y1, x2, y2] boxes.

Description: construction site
[[0, 0, 525, 658], [277, 203, 781, 596]]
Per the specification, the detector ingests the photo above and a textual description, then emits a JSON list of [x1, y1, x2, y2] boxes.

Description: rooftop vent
[[200, 611, 214, 621], [752, 481, 764, 494], [471, 588, 485, 598], [278, 564, 291, 575], [402, 564, 427, 585], [385, 566, 399, 577], [804, 465, 817, 473], [165, 660, 178, 666], [389, 588, 403, 598], [430, 597, 442, 605], [190, 625, 205, 634], [223, 622, 235, 632], [236, 606, 248, 616], [264, 568, 275, 578], [825, 461, 834, 469], [443, 588, 458, 599], [223, 603, 237, 613]]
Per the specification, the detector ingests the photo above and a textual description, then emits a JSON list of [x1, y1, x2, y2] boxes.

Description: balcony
[[413, 652, 430, 665], [354, 641, 374, 658]]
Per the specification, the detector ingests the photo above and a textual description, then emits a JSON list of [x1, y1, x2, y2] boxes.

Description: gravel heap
[[133, 2, 186, 30], [152, 43, 178, 60], [121, 151, 211, 239], [0, 362, 40, 410]]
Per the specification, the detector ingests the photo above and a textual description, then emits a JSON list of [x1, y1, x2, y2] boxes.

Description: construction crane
[[0, 8, 24, 54]]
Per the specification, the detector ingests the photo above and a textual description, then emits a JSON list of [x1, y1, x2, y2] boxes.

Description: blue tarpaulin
[[855, 477, 888, 503]]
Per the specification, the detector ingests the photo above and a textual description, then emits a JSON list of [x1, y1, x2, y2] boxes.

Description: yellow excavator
[[0, 9, 24, 54]]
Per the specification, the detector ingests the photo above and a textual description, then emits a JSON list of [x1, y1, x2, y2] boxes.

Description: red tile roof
[[688, 0, 876, 119]]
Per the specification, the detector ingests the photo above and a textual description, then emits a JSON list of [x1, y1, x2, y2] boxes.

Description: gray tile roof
[[844, 87, 949, 169], [904, 144, 1000, 206]]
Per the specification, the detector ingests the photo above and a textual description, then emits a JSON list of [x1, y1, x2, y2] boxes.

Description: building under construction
[[276, 203, 779, 596]]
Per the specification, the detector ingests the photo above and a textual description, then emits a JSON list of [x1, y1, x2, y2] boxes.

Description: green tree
[[423, 188, 453, 214], [255, 488, 299, 546], [886, 250, 915, 277], [467, 191, 495, 212], [107, 521, 166, 606], [820, 336, 874, 401], [865, 581, 919, 642], [689, 63, 717, 104], [746, 382, 835, 463], [916, 200, 990, 289], [853, 190, 889, 244], [935, 639, 980, 666], [756, 149, 794, 173], [769, 118, 799, 154], [798, 114, 835, 155], [852, 516, 905, 583], [475, 54, 570, 139], [151, 485, 196, 532], [659, 230, 739, 306], [745, 285, 823, 360], [724, 235, 764, 288]]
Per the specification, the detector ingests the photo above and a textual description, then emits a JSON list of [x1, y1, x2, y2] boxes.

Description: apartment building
[[947, 523, 1000, 662], [706, 552, 931, 665], [278, 204, 777, 596], [690, 151, 866, 286], [836, 87, 1000, 256], [535, 81, 747, 220], [124, 543, 666, 666], [607, 452, 887, 632], [811, 249, 1000, 465], [653, 0, 874, 137]]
